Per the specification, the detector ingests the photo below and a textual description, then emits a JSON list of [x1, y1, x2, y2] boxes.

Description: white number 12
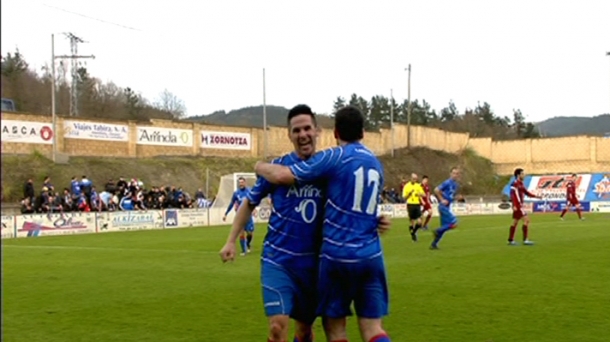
[[352, 166, 381, 215]]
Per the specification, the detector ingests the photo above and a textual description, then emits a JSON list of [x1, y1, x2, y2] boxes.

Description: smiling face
[[288, 114, 319, 159]]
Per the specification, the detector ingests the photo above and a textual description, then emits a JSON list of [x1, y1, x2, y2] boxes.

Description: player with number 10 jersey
[[255, 106, 391, 341]]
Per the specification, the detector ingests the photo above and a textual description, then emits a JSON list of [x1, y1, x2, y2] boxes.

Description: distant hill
[[536, 114, 610, 137], [188, 105, 334, 128]]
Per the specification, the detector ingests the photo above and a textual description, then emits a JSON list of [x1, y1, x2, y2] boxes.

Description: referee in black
[[402, 173, 425, 242]]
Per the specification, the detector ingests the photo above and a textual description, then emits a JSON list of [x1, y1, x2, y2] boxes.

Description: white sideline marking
[[1, 245, 219, 254]]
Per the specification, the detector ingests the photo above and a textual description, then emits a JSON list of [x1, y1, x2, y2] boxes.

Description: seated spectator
[[77, 193, 90, 212], [62, 188, 74, 211], [105, 179, 116, 194], [20, 197, 35, 214]]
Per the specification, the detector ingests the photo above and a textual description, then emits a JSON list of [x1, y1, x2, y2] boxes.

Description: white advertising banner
[[591, 202, 610, 213], [97, 210, 164, 232], [200, 130, 251, 150], [393, 204, 408, 218], [164, 208, 208, 228], [527, 174, 591, 202], [136, 126, 193, 147], [14, 212, 97, 238], [451, 203, 469, 216], [1, 215, 15, 239], [378, 204, 395, 217], [1, 120, 54, 144], [253, 205, 271, 224], [64, 120, 129, 142]]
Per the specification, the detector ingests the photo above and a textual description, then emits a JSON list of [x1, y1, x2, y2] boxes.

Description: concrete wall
[[2, 112, 609, 175]]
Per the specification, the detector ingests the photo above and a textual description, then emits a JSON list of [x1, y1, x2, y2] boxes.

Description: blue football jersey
[[248, 152, 325, 269], [225, 187, 251, 216], [438, 178, 458, 206], [289, 143, 384, 262]]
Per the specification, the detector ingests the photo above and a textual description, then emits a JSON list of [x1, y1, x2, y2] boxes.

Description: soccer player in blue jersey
[[430, 167, 461, 249], [222, 177, 255, 256], [220, 104, 324, 342], [254, 106, 391, 342]]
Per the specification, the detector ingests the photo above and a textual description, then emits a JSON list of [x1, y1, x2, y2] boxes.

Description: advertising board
[[378, 204, 395, 217], [136, 127, 193, 147], [97, 210, 164, 232], [587, 174, 610, 201], [200, 131, 251, 150], [1, 215, 15, 239], [254, 205, 271, 223], [15, 212, 97, 238], [164, 208, 208, 228], [393, 204, 408, 218], [451, 203, 469, 216], [1, 120, 54, 144], [531, 201, 591, 213], [591, 201, 610, 213], [64, 120, 129, 142], [527, 174, 591, 202]]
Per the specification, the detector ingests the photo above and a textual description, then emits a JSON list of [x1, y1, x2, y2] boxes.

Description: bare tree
[[155, 88, 186, 119]]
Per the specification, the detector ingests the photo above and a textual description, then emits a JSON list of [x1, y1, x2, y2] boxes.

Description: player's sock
[[239, 236, 247, 254], [369, 333, 391, 342], [409, 225, 414, 233], [560, 209, 567, 218], [508, 225, 517, 242], [246, 233, 253, 248], [413, 223, 421, 234], [522, 224, 529, 241], [576, 208, 582, 219]]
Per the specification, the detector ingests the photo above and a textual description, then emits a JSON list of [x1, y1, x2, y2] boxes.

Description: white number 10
[[352, 166, 380, 215]]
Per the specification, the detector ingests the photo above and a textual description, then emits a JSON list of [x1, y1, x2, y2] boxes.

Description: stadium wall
[[2, 112, 609, 175]]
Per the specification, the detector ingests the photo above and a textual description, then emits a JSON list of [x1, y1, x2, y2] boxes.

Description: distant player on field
[[560, 173, 584, 221], [420, 175, 433, 230], [509, 168, 542, 245], [222, 177, 254, 256], [255, 106, 392, 342], [430, 167, 461, 250], [402, 173, 425, 242]]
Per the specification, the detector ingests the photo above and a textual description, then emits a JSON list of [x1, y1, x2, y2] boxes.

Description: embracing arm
[[255, 162, 295, 185]]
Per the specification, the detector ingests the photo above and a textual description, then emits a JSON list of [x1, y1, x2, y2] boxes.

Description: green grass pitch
[[2, 213, 609, 342]]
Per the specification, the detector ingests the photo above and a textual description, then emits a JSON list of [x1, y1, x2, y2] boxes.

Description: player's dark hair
[[287, 104, 317, 127], [571, 173, 577, 177], [238, 177, 245, 182], [422, 175, 429, 180], [334, 106, 364, 142], [514, 168, 524, 178]]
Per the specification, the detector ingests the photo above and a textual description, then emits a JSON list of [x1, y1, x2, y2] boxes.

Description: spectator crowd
[[21, 176, 213, 214]]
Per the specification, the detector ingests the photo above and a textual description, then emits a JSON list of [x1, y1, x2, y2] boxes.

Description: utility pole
[[390, 89, 395, 157], [405, 64, 412, 149], [51, 33, 95, 163], [262, 68, 268, 160], [62, 33, 95, 117]]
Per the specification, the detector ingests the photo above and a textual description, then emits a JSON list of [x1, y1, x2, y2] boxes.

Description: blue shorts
[[317, 256, 389, 319], [261, 261, 317, 324], [439, 205, 458, 227], [244, 218, 255, 233]]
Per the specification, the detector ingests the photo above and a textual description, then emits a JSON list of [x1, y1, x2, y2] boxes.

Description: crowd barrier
[[1, 202, 606, 240]]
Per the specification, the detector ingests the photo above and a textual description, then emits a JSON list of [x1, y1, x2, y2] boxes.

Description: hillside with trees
[[4, 48, 600, 140]]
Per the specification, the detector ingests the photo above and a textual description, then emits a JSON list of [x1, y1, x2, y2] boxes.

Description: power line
[[43, 3, 142, 31]]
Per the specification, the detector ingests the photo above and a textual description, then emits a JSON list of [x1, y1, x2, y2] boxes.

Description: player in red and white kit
[[509, 168, 542, 246], [559, 173, 584, 220], [421, 175, 433, 230]]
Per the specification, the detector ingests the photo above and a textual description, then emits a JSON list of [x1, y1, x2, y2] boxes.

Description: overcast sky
[[2, 0, 609, 122]]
